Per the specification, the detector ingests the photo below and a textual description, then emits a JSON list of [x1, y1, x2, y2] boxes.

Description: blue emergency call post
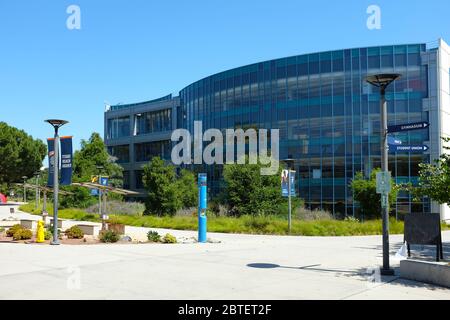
[[198, 173, 207, 243]]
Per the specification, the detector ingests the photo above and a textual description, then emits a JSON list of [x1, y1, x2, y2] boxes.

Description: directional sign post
[[387, 121, 429, 134]]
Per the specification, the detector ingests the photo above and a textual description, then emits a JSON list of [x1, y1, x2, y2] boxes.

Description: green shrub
[[99, 230, 120, 243], [7, 224, 23, 237], [162, 233, 177, 244], [0, 227, 5, 233], [147, 230, 161, 242], [13, 229, 33, 240], [65, 226, 84, 239], [44, 230, 52, 240], [46, 226, 62, 240]]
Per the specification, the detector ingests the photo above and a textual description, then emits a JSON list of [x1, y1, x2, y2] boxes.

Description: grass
[[18, 202, 415, 236]]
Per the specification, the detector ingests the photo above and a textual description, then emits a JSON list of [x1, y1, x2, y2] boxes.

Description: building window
[[135, 140, 171, 162], [107, 116, 130, 139], [108, 145, 130, 164], [123, 171, 130, 189], [135, 109, 172, 135], [135, 170, 144, 189]]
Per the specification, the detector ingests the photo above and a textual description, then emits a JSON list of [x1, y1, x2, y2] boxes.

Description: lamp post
[[34, 171, 40, 210], [96, 165, 106, 230], [282, 157, 295, 234], [22, 176, 27, 202], [365, 74, 400, 276], [45, 119, 69, 245]]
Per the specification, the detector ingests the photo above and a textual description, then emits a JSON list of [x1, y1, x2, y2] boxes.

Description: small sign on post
[[376, 172, 391, 195]]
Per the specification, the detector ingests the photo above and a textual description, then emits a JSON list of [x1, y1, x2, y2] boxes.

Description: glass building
[[105, 39, 450, 220]]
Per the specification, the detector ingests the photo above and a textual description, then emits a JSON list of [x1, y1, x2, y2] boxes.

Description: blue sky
[[0, 0, 449, 154]]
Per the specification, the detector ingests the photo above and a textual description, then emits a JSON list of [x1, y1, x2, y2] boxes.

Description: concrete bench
[[400, 259, 450, 288], [48, 218, 70, 229], [76, 224, 101, 236], [20, 220, 38, 230]]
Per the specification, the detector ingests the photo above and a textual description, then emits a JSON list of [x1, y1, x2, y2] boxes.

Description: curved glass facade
[[179, 44, 430, 217]]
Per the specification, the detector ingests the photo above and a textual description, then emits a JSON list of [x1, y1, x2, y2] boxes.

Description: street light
[[282, 156, 295, 234], [365, 73, 401, 276], [96, 165, 107, 230], [22, 176, 28, 202], [45, 119, 69, 245], [34, 171, 41, 210]]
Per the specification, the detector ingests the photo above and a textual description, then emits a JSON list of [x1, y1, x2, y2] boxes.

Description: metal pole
[[42, 189, 48, 223], [23, 180, 26, 203], [51, 131, 60, 245], [35, 175, 39, 210], [198, 173, 207, 243], [288, 169, 292, 234], [380, 88, 394, 275], [98, 173, 102, 218]]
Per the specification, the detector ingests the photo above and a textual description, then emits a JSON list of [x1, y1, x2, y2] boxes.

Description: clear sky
[[0, 0, 449, 155]]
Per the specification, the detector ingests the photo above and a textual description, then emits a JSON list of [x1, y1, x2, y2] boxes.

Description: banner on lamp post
[[60, 136, 73, 186]]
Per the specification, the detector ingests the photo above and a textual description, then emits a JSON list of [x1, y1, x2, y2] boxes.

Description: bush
[[44, 230, 52, 240], [13, 229, 33, 240], [296, 207, 334, 221], [147, 230, 161, 242], [209, 201, 229, 217], [46, 226, 62, 240], [162, 233, 177, 244], [60, 186, 97, 209], [7, 224, 23, 237], [175, 207, 197, 217], [65, 226, 84, 239], [86, 200, 145, 216], [99, 230, 120, 243]]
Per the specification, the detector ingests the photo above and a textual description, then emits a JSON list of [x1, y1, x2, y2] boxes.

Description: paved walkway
[[0, 204, 449, 300]]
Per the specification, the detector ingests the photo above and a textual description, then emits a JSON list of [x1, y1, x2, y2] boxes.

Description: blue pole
[[198, 173, 207, 243]]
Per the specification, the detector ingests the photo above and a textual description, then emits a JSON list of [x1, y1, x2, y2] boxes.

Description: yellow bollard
[[36, 220, 45, 243]]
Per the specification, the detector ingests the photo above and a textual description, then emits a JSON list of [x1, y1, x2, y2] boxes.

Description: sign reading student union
[[387, 121, 429, 134], [388, 145, 429, 153]]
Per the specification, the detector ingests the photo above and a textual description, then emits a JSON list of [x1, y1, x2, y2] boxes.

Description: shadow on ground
[[353, 241, 450, 262]]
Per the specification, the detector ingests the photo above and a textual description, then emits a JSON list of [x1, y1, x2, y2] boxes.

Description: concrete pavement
[[0, 204, 449, 300]]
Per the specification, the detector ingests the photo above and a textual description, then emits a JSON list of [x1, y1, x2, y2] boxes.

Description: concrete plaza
[[0, 204, 449, 300]]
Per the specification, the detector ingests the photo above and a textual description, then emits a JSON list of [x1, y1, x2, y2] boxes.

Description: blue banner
[[47, 139, 55, 187], [60, 137, 73, 186]]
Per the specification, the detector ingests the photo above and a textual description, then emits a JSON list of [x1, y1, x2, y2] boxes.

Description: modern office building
[[105, 39, 450, 220]]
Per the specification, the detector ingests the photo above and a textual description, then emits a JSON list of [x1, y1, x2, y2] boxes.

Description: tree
[[0, 122, 46, 191], [176, 169, 198, 209], [222, 159, 283, 216], [351, 169, 398, 220], [411, 137, 450, 205], [72, 133, 123, 186], [142, 157, 181, 216], [60, 132, 123, 208]]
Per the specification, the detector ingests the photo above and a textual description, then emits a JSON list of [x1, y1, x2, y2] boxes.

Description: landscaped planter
[[107, 223, 125, 235]]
